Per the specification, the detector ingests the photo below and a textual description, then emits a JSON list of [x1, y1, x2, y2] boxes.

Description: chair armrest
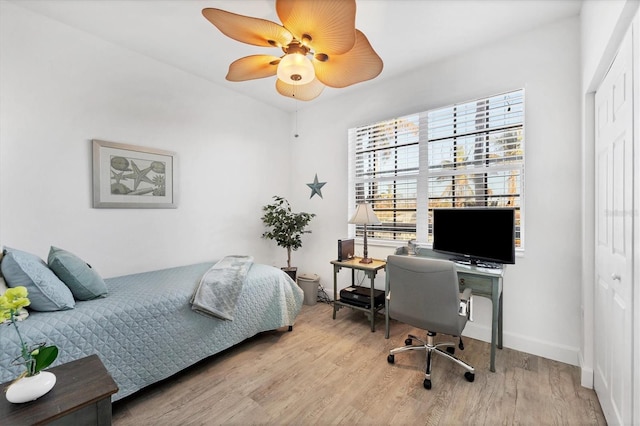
[[458, 288, 473, 321]]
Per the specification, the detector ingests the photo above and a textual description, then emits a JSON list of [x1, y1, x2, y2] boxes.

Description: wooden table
[[0, 354, 119, 425], [331, 257, 387, 332]]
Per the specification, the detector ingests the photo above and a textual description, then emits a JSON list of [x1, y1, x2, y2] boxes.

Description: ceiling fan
[[202, 0, 383, 101]]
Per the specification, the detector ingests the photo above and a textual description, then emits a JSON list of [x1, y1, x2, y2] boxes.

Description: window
[[348, 89, 524, 248]]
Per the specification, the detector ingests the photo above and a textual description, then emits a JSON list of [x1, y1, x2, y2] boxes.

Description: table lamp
[[349, 202, 381, 264]]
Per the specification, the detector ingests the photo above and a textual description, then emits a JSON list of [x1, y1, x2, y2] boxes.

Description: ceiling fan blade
[[313, 30, 383, 88], [202, 8, 293, 48], [276, 0, 356, 55], [276, 78, 325, 101], [226, 55, 281, 81]]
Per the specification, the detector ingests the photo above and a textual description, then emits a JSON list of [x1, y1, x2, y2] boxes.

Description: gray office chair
[[385, 255, 475, 389]]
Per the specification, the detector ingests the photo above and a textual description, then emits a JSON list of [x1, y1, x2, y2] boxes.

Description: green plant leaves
[[32, 345, 58, 374], [261, 196, 315, 267]]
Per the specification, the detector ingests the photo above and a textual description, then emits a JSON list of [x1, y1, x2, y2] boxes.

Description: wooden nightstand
[[0, 354, 118, 425]]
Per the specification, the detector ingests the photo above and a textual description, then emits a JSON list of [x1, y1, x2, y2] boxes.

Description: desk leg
[[490, 285, 500, 372], [368, 271, 376, 332], [385, 317, 389, 337], [332, 265, 339, 320], [385, 294, 390, 339], [498, 292, 503, 349]]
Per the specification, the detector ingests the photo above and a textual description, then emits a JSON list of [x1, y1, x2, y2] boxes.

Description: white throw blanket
[[190, 255, 254, 320]]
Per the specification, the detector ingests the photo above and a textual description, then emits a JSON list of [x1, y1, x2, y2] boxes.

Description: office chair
[[385, 255, 475, 389]]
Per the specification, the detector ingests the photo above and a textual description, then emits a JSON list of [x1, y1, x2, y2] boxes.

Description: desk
[[331, 257, 386, 332], [0, 354, 118, 425], [385, 247, 504, 372]]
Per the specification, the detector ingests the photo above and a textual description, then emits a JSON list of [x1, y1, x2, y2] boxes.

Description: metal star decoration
[[306, 174, 326, 199]]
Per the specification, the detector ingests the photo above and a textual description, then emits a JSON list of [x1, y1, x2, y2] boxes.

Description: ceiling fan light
[[277, 53, 315, 85], [276, 77, 324, 101]]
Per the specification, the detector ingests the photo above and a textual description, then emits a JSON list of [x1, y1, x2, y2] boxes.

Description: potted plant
[[1, 286, 59, 403], [261, 196, 315, 281]]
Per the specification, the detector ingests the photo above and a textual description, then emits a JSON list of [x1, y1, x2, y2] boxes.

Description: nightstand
[[0, 354, 118, 425]]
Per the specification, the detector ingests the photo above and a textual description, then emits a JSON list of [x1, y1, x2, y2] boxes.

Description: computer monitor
[[432, 208, 516, 266]]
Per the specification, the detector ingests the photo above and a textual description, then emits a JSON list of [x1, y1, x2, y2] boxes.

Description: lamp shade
[[349, 203, 381, 225], [277, 53, 315, 85]]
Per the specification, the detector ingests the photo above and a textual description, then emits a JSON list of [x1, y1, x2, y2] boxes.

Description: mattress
[[0, 262, 304, 400]]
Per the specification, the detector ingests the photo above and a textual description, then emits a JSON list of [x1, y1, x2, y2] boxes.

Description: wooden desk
[[331, 257, 386, 332], [386, 247, 504, 372], [0, 354, 119, 425]]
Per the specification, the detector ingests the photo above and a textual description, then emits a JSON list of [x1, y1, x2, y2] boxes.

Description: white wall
[[288, 17, 583, 366], [582, 0, 637, 91], [0, 2, 292, 277]]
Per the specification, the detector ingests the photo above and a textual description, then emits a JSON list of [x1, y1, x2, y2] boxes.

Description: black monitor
[[432, 208, 516, 266]]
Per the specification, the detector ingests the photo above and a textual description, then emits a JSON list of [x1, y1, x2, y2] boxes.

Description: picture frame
[[92, 139, 177, 208]]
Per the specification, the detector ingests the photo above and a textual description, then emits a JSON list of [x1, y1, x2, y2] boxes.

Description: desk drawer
[[458, 273, 493, 297]]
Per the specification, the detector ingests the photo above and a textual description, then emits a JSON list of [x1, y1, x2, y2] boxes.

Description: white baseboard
[[578, 351, 594, 388], [461, 323, 581, 368], [326, 287, 581, 369]]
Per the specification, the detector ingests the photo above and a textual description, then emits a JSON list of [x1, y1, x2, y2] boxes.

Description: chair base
[[387, 332, 475, 389]]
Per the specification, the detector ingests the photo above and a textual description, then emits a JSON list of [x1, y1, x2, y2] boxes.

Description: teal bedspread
[[0, 262, 304, 400]]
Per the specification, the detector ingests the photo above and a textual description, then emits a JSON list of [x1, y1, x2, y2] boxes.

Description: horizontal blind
[[352, 115, 420, 240], [426, 90, 524, 247], [349, 89, 524, 248]]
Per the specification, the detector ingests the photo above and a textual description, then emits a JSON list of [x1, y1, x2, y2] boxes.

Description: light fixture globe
[[277, 53, 315, 85]]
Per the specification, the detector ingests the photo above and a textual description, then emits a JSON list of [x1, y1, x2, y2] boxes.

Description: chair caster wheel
[[387, 354, 395, 364], [405, 338, 412, 345], [465, 372, 475, 382], [423, 379, 432, 389], [446, 346, 455, 355]]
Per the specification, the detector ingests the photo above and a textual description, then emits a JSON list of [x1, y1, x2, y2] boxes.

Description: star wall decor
[[306, 174, 326, 199]]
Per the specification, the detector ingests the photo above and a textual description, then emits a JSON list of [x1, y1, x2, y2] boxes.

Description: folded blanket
[[190, 255, 254, 320]]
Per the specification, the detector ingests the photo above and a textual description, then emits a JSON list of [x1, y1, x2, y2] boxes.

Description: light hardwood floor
[[112, 302, 605, 425]]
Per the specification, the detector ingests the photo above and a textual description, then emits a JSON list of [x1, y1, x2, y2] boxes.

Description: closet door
[[593, 25, 634, 426]]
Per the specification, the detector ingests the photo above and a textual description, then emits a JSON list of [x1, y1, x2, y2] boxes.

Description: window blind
[[348, 89, 524, 248], [427, 90, 524, 246], [350, 115, 420, 241]]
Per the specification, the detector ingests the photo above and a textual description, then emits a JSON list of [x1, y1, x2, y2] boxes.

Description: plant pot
[[6, 371, 56, 403], [281, 267, 297, 282]]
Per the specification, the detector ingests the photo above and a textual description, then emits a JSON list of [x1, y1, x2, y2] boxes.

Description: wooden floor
[[112, 302, 605, 425]]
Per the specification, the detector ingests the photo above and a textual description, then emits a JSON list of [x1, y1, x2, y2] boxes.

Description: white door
[[594, 26, 635, 426]]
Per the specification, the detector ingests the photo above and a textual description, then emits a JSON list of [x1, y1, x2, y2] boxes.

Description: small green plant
[[0, 286, 58, 378], [261, 196, 315, 270]]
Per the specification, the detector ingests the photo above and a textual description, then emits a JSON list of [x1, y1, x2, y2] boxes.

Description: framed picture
[[92, 139, 177, 208]]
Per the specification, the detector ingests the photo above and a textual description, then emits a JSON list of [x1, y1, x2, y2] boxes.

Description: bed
[[0, 261, 304, 401]]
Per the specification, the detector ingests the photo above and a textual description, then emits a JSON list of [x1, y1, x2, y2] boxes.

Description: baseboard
[[462, 322, 580, 367], [327, 288, 581, 369], [578, 351, 594, 388]]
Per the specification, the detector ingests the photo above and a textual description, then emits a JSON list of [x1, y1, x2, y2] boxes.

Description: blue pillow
[[48, 246, 107, 300], [1, 248, 75, 311]]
